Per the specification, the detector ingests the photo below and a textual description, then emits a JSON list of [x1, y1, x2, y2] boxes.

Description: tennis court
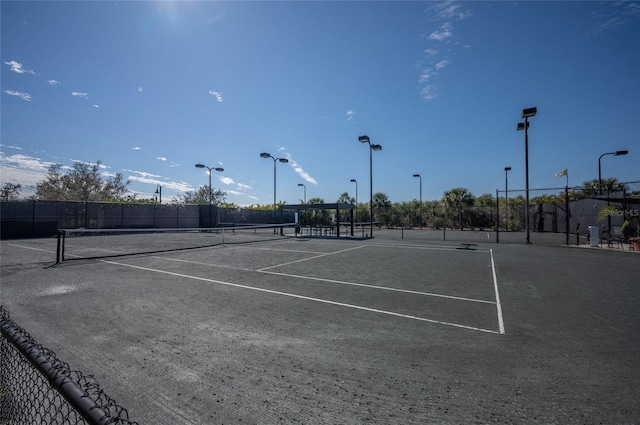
[[1, 229, 638, 423]]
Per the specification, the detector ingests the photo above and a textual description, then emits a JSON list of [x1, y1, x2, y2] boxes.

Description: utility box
[[589, 225, 599, 247]]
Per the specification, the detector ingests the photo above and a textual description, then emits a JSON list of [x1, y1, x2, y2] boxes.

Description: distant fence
[[0, 306, 138, 424], [0, 201, 289, 239]]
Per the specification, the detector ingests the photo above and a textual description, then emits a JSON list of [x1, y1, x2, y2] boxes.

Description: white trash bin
[[589, 225, 599, 247]]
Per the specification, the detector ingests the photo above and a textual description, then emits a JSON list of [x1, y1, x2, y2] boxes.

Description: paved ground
[[1, 229, 638, 424]]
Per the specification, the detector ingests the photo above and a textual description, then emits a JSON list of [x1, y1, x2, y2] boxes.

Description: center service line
[[103, 260, 500, 334], [257, 244, 367, 271], [490, 249, 506, 334]]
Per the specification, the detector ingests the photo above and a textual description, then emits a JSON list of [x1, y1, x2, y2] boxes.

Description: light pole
[[598, 150, 628, 195], [297, 183, 306, 204], [413, 174, 422, 229], [504, 167, 511, 231], [155, 184, 162, 205], [598, 149, 628, 232], [260, 153, 289, 223], [517, 107, 537, 244], [195, 163, 224, 227], [359, 135, 382, 238], [350, 179, 358, 222]]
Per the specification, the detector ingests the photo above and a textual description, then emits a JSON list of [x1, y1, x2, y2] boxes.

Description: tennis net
[[56, 223, 296, 263]]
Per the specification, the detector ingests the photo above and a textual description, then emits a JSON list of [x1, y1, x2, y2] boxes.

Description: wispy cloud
[[428, 22, 453, 41], [590, 1, 640, 33], [0, 152, 56, 186], [132, 146, 141, 150], [3, 90, 32, 102], [47, 79, 61, 86], [345, 109, 355, 122], [285, 155, 317, 185], [93, 104, 100, 109], [138, 86, 144, 93], [157, 157, 167, 161], [3, 60, 36, 75], [418, 1, 472, 101], [71, 91, 89, 99], [209, 90, 224, 102]]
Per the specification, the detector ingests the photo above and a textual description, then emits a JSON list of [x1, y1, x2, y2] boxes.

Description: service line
[[103, 259, 501, 334]]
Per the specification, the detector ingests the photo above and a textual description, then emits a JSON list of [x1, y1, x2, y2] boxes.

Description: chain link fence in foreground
[[0, 306, 138, 425]]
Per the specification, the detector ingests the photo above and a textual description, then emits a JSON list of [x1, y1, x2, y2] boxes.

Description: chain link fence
[[0, 306, 138, 424]]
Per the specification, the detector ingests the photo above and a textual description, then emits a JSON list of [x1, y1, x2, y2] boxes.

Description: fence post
[[496, 189, 500, 243]]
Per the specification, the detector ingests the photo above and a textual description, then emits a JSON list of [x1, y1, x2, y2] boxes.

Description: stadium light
[[413, 174, 422, 229], [195, 163, 224, 227], [261, 153, 289, 222], [598, 150, 629, 194], [359, 135, 382, 238], [297, 183, 306, 204], [517, 106, 537, 244]]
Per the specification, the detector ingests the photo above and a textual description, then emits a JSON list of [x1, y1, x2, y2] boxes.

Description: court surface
[[1, 229, 638, 424]]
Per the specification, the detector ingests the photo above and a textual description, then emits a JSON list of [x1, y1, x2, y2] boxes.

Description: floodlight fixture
[[261, 152, 288, 221], [358, 135, 370, 144], [371, 144, 382, 151], [614, 150, 628, 156], [522, 107, 537, 118], [517, 105, 537, 244]]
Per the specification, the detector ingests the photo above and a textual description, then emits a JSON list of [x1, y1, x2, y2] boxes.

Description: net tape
[[57, 223, 296, 262]]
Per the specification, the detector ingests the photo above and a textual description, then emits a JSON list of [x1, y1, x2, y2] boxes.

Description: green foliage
[[0, 183, 22, 201], [175, 185, 227, 205], [35, 161, 130, 201]]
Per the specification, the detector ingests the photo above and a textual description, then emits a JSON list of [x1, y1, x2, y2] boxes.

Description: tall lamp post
[[359, 135, 382, 238], [598, 150, 628, 195], [297, 183, 306, 203], [260, 153, 289, 223], [155, 184, 162, 205], [350, 179, 358, 222], [504, 167, 511, 231], [413, 174, 422, 229], [517, 106, 537, 244], [195, 163, 224, 227], [598, 149, 628, 232]]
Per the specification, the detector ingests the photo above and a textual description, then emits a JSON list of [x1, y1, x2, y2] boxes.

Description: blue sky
[[1, 1, 639, 205]]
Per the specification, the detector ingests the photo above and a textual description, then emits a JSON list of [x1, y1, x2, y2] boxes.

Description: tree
[[0, 183, 22, 201], [443, 187, 475, 230], [176, 186, 227, 205], [35, 161, 129, 201], [372, 192, 391, 226], [575, 178, 627, 198], [336, 192, 354, 205]]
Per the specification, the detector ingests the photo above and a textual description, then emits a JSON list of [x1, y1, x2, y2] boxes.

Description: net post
[[56, 231, 61, 263]]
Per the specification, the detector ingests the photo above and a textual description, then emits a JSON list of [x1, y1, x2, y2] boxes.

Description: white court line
[[363, 242, 490, 252], [8, 244, 56, 254], [257, 245, 367, 271], [150, 256, 494, 304], [490, 249, 506, 334], [259, 270, 496, 304], [102, 259, 501, 334]]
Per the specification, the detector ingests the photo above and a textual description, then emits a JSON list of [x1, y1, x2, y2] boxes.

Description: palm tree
[[443, 187, 475, 230]]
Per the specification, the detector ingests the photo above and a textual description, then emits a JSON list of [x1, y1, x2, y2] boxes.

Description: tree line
[[1, 161, 635, 230]]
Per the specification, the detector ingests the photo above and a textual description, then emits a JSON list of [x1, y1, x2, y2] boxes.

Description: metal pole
[[524, 118, 530, 244], [496, 189, 500, 243], [505, 169, 509, 231], [565, 185, 570, 245], [369, 145, 373, 238]]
